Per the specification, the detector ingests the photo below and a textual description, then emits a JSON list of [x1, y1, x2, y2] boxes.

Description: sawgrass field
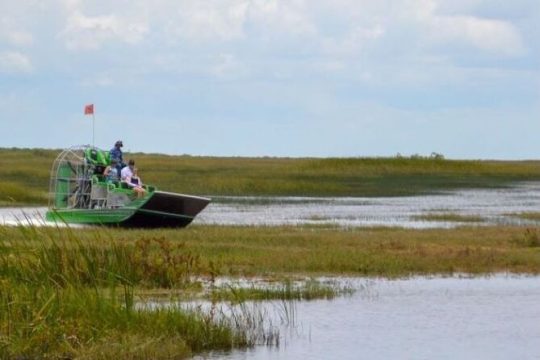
[[2, 147, 540, 205]]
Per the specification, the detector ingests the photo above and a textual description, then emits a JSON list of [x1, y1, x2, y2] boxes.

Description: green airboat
[[45, 146, 210, 227]]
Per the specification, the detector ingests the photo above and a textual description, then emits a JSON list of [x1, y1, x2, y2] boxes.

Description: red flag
[[84, 104, 94, 115]]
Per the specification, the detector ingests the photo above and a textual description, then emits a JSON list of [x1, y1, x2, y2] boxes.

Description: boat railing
[[49, 145, 155, 210]]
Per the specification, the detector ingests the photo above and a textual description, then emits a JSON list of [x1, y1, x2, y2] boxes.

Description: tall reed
[[0, 225, 250, 358]]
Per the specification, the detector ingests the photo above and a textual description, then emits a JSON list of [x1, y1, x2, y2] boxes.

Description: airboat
[[45, 146, 210, 227]]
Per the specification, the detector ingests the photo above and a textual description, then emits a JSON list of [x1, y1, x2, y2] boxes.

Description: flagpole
[[92, 113, 95, 147], [84, 104, 95, 147]]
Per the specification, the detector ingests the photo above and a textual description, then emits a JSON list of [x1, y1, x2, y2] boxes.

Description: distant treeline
[[2, 147, 540, 205]]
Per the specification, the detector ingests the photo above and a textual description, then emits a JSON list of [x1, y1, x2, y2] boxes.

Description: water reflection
[[196, 182, 540, 228], [3, 182, 540, 228], [193, 275, 540, 360]]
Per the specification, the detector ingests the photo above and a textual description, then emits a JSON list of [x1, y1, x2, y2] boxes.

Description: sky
[[0, 0, 539, 159]]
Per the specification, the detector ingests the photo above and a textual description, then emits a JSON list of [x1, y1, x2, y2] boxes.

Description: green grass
[[0, 226, 256, 358], [412, 213, 485, 223], [182, 225, 540, 276], [2, 147, 540, 205], [208, 279, 354, 303], [0, 284, 244, 359], [2, 224, 540, 278], [507, 212, 540, 221]]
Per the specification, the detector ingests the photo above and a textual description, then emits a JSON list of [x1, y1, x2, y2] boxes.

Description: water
[[0, 206, 49, 226], [2, 182, 540, 228], [192, 275, 540, 360], [196, 182, 540, 228]]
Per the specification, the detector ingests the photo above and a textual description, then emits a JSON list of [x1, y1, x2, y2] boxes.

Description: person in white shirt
[[120, 159, 135, 181], [121, 160, 145, 198]]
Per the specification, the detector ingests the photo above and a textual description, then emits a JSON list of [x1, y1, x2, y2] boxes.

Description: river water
[[191, 275, 540, 360], [197, 182, 540, 228], [2, 182, 540, 228]]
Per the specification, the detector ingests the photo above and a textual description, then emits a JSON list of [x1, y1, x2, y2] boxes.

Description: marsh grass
[[0, 224, 367, 358], [507, 212, 540, 222], [3, 147, 540, 205], [2, 224, 540, 279], [412, 213, 485, 223], [156, 224, 540, 277], [4, 285, 207, 353], [208, 279, 354, 303], [513, 228, 540, 248], [0, 225, 253, 358], [0, 181, 47, 206], [0, 282, 247, 359], [0, 227, 195, 289]]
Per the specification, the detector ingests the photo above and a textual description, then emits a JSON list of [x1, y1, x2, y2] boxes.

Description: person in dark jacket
[[109, 140, 125, 174]]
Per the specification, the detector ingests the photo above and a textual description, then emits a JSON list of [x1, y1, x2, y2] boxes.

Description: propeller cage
[[48, 145, 104, 210]]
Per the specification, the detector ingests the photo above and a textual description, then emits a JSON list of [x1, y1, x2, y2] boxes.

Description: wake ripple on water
[[195, 182, 540, 228], [0, 207, 50, 226], [2, 182, 540, 228]]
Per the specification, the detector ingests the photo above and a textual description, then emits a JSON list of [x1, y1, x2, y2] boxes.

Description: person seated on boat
[[109, 140, 125, 174], [121, 159, 135, 181], [128, 167, 146, 198], [130, 167, 143, 186], [103, 159, 120, 183], [121, 160, 145, 198]]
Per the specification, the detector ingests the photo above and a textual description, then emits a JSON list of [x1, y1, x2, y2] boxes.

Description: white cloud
[[80, 73, 114, 87], [429, 15, 526, 56], [311, 60, 346, 74], [322, 25, 385, 56], [61, 12, 148, 50], [0, 51, 33, 74], [246, 0, 316, 37], [210, 53, 247, 78], [6, 31, 33, 46], [351, 0, 528, 57], [60, 0, 82, 12], [161, 0, 318, 43], [0, 18, 33, 46], [1, 29, 33, 47], [169, 1, 249, 41]]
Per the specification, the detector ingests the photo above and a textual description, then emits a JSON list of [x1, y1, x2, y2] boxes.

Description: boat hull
[[121, 191, 210, 228], [46, 191, 210, 228]]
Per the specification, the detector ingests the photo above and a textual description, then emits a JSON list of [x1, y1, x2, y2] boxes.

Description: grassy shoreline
[[3, 147, 540, 205], [2, 224, 539, 277], [1, 223, 539, 357], [412, 213, 485, 223]]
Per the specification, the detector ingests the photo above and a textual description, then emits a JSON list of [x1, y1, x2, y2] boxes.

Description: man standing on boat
[[110, 140, 125, 174]]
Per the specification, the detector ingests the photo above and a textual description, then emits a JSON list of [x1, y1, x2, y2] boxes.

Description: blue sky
[[0, 0, 538, 158]]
